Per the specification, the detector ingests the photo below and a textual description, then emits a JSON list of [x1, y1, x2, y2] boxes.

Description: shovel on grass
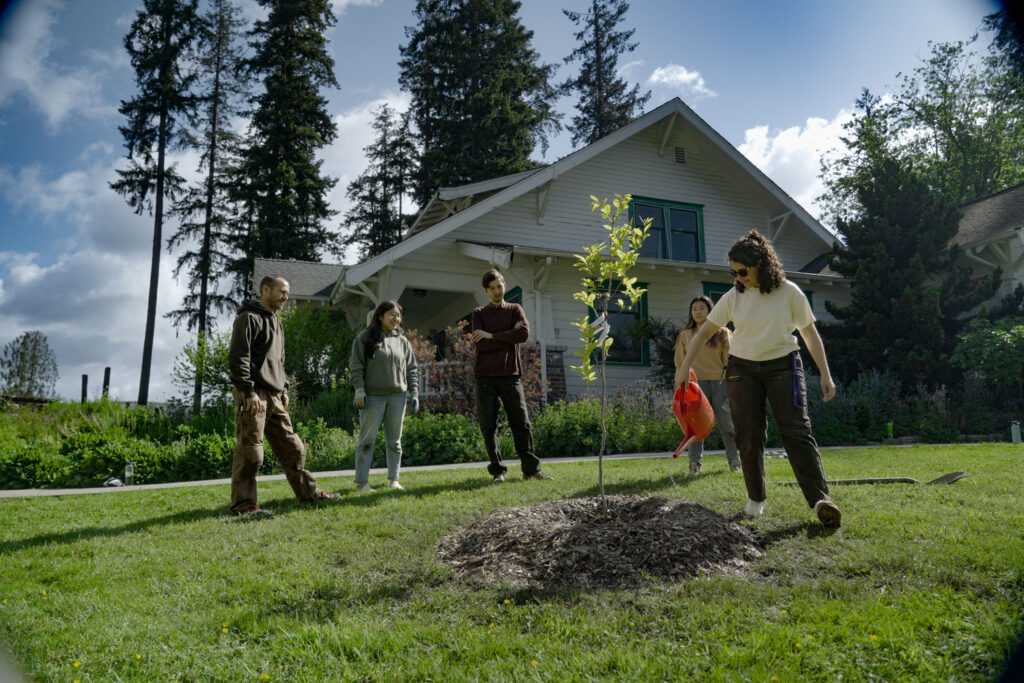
[[777, 471, 968, 486]]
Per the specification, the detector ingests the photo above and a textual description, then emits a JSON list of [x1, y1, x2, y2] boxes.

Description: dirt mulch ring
[[436, 495, 764, 589]]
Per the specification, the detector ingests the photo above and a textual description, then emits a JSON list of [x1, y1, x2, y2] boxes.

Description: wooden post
[[81, 375, 88, 403], [102, 367, 111, 397]]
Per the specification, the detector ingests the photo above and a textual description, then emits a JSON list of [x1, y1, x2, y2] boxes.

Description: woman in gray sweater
[[349, 300, 419, 491]]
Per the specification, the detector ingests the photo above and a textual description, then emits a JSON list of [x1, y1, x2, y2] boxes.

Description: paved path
[[0, 450, 698, 499]]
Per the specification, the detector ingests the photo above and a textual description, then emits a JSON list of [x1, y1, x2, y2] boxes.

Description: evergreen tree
[[110, 0, 201, 406], [230, 0, 339, 295], [0, 331, 59, 399], [821, 103, 999, 387], [343, 104, 418, 261], [167, 0, 251, 413], [399, 0, 560, 207], [559, 0, 650, 147]]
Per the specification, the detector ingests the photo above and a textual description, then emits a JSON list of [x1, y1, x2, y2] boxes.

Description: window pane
[[604, 296, 641, 363], [671, 231, 699, 262], [634, 204, 664, 259], [669, 208, 699, 262]]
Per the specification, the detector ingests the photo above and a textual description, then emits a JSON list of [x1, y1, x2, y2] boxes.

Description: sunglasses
[[729, 267, 750, 278]]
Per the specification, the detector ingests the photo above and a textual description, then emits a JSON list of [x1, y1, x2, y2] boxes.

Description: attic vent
[[674, 147, 686, 164]]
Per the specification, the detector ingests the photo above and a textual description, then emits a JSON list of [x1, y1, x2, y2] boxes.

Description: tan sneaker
[[355, 483, 375, 492], [388, 480, 404, 490], [814, 500, 841, 527]]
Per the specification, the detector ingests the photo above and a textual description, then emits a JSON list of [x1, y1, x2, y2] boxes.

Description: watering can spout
[[672, 369, 715, 458]]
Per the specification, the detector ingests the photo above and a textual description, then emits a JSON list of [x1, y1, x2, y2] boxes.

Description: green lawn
[[1, 444, 1022, 681]]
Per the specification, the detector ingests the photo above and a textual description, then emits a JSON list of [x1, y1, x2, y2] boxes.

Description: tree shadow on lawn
[[567, 469, 729, 499], [270, 476, 496, 514], [0, 506, 226, 554]]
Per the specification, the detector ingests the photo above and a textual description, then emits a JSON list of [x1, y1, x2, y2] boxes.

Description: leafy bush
[[534, 398, 604, 458], [171, 432, 235, 482], [399, 412, 484, 466], [297, 418, 357, 471], [0, 442, 67, 489]]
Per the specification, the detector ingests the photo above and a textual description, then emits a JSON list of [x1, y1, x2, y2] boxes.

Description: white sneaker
[[355, 483, 375, 492], [744, 498, 766, 517], [388, 480, 404, 490]]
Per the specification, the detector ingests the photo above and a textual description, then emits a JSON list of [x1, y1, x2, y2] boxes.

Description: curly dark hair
[[728, 230, 786, 294], [683, 295, 727, 347]]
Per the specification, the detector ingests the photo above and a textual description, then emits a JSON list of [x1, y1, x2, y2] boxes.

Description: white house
[[953, 182, 1024, 305], [259, 98, 850, 399]]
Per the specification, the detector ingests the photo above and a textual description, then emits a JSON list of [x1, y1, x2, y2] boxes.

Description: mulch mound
[[436, 495, 764, 589]]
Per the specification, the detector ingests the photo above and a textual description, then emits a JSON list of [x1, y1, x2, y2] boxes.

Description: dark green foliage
[[0, 331, 59, 398], [951, 316, 1024, 404], [399, 412, 484, 465], [823, 148, 999, 387], [559, 0, 651, 147], [343, 103, 418, 260], [533, 398, 604, 458], [399, 0, 560, 206], [280, 304, 358, 400], [110, 0, 202, 405], [230, 0, 339, 294], [167, 0, 251, 412]]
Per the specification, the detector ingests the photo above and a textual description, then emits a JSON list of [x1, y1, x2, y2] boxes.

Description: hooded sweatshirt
[[349, 328, 419, 397], [229, 300, 288, 397]]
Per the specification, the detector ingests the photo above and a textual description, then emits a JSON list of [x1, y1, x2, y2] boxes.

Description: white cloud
[[737, 109, 854, 221], [0, 149, 218, 403], [331, 0, 384, 14], [0, 0, 114, 130], [647, 63, 717, 100]]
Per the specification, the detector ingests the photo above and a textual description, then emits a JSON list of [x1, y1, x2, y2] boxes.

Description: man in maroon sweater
[[471, 269, 553, 483]]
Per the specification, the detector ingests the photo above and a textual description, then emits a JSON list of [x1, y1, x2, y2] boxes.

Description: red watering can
[[672, 369, 715, 458]]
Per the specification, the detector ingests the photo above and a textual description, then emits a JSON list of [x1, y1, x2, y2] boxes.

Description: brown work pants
[[726, 353, 831, 508], [230, 387, 318, 511]]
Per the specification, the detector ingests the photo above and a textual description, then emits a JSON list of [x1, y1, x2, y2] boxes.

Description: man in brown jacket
[[228, 276, 339, 517], [471, 269, 553, 484]]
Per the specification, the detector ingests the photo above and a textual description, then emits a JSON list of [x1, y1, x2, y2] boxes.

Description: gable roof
[[344, 97, 836, 287], [953, 183, 1024, 248], [253, 257, 344, 299]]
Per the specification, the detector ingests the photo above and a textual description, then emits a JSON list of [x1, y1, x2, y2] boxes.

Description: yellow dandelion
[[503, 599, 511, 605], [489, 623, 495, 628], [780, 609, 787, 615], [806, 634, 813, 640], [42, 590, 47, 596], [136, 654, 142, 660], [531, 660, 537, 667], [629, 621, 634, 626], [794, 642, 802, 649], [223, 628, 229, 634], [222, 622, 229, 628], [771, 677, 779, 682], [74, 680, 81, 683], [869, 635, 879, 642], [73, 661, 81, 668], [260, 675, 271, 682], [1, 599, 7, 605]]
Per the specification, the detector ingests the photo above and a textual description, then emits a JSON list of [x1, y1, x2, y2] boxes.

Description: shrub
[[0, 442, 67, 489], [534, 399, 604, 458], [171, 432, 235, 482], [297, 418, 357, 472], [399, 412, 484, 466]]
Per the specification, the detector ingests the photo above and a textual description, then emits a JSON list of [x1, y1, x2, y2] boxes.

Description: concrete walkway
[[0, 450, 697, 499]]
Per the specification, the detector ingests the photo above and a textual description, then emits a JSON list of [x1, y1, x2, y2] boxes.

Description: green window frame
[[630, 197, 705, 263], [587, 281, 650, 366], [702, 281, 731, 303]]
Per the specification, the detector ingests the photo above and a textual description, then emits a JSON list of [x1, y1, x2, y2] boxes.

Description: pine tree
[[0, 331, 59, 399], [559, 0, 650, 147], [110, 0, 201, 406], [399, 0, 560, 207], [167, 0, 251, 413], [230, 0, 339, 294], [343, 104, 418, 261], [821, 105, 1000, 387]]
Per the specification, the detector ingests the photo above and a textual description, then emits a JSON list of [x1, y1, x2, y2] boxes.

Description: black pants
[[726, 353, 831, 508], [475, 376, 541, 477]]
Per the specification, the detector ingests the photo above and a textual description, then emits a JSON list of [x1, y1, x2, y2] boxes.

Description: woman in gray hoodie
[[349, 300, 419, 491]]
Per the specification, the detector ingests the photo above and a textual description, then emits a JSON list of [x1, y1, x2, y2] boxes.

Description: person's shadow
[[0, 506, 225, 554]]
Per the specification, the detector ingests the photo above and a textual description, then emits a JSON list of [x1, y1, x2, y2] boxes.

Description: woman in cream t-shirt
[[677, 230, 842, 528]]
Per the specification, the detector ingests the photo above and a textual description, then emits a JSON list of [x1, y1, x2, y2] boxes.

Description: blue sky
[[0, 0, 1003, 401]]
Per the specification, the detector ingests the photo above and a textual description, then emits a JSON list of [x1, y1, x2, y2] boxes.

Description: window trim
[[630, 196, 706, 263]]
